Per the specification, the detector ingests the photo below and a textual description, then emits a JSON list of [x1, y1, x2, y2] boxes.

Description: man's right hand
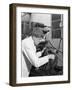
[[48, 54, 55, 60]]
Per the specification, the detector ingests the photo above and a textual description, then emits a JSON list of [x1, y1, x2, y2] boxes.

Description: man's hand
[[36, 52, 42, 57], [48, 54, 55, 60]]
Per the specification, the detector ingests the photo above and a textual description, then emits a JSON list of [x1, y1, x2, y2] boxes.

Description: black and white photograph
[[9, 3, 70, 86], [21, 13, 63, 77]]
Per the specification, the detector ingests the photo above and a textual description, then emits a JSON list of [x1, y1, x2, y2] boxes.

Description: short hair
[[31, 28, 44, 38]]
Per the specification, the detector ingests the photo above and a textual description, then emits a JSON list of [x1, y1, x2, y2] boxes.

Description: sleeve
[[23, 46, 49, 68], [23, 46, 55, 68], [22, 38, 55, 68]]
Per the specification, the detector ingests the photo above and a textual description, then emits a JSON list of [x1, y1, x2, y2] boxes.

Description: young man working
[[22, 27, 55, 77]]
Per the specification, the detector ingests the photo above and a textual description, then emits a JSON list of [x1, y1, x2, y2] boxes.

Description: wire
[[47, 40, 63, 53]]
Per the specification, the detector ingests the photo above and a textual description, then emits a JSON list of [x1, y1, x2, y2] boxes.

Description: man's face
[[33, 36, 45, 46], [32, 27, 48, 46]]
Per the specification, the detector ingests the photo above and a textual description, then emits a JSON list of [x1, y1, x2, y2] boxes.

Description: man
[[22, 26, 55, 77]]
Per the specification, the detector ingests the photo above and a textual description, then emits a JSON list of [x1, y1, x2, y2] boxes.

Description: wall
[[31, 13, 51, 26], [0, 0, 72, 90]]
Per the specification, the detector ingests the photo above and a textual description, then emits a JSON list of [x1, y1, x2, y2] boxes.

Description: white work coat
[[22, 36, 54, 77]]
